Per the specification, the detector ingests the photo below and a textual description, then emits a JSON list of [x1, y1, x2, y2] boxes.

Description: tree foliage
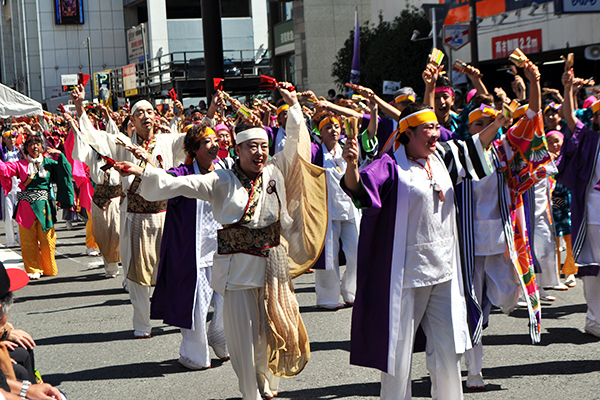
[[331, 7, 432, 100]]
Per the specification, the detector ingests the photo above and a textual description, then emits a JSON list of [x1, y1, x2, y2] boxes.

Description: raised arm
[[464, 65, 488, 95], [350, 83, 401, 121], [318, 100, 363, 119], [561, 68, 577, 133], [422, 62, 439, 108], [342, 137, 365, 197], [478, 112, 508, 149], [523, 60, 541, 114], [366, 99, 378, 140]]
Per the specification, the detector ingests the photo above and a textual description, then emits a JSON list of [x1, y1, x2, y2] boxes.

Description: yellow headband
[[394, 94, 416, 104], [593, 100, 600, 115], [398, 109, 438, 135], [2, 130, 15, 138], [276, 104, 289, 116], [318, 116, 340, 131], [514, 104, 529, 120], [194, 126, 216, 142], [468, 106, 498, 124]]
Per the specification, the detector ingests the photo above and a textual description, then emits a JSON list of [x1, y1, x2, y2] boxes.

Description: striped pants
[[19, 219, 57, 276]]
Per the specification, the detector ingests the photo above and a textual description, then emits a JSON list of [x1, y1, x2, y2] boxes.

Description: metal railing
[[110, 49, 271, 99]]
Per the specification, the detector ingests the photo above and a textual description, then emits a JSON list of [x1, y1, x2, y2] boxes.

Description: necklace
[[407, 156, 445, 202]]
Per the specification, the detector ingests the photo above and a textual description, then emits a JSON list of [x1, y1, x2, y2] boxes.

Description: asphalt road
[[3, 219, 599, 400]]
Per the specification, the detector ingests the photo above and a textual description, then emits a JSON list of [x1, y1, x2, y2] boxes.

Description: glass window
[[166, 0, 202, 19], [222, 0, 251, 18], [165, 0, 250, 19]]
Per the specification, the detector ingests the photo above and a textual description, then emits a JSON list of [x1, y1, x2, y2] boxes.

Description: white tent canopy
[[0, 83, 43, 119]]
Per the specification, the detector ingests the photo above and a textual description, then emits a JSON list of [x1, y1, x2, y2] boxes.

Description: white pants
[[128, 280, 152, 336], [464, 253, 519, 377], [577, 223, 600, 336], [223, 288, 279, 400], [180, 268, 228, 368], [380, 280, 463, 400], [2, 191, 19, 247], [534, 220, 560, 288], [315, 219, 358, 307]]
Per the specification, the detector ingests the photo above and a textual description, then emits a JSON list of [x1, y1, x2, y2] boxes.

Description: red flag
[[259, 75, 295, 91], [168, 88, 177, 101], [213, 78, 224, 91], [78, 72, 91, 86]]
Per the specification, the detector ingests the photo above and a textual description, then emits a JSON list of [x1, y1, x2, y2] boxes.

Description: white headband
[[236, 127, 268, 144], [131, 100, 153, 115]]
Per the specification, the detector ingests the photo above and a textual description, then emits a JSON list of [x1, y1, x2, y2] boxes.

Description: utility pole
[[201, 0, 224, 100], [469, 0, 479, 67], [87, 37, 92, 78]]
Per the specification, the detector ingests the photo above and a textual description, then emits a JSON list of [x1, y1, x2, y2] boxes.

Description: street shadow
[[16, 287, 126, 302], [506, 303, 587, 320], [299, 305, 353, 314], [310, 339, 350, 353], [483, 359, 600, 379], [22, 273, 114, 287], [220, 382, 381, 399], [481, 327, 599, 347], [293, 286, 316, 294], [26, 298, 131, 315], [35, 327, 180, 346]]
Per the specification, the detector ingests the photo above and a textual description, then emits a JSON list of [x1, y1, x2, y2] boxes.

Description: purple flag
[[350, 6, 360, 84]]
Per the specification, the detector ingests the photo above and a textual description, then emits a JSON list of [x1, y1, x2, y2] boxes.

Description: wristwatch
[[20, 380, 31, 399], [0, 328, 7, 341]]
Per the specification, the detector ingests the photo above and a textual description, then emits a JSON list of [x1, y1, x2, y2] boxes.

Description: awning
[[0, 83, 43, 119]]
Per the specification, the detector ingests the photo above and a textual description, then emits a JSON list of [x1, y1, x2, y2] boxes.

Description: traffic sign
[[443, 25, 470, 50]]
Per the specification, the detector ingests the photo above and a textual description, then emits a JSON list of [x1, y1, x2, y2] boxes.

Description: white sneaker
[[178, 356, 209, 370], [27, 272, 41, 280], [66, 221, 74, 230], [466, 373, 485, 389], [122, 280, 129, 293], [86, 247, 100, 256]]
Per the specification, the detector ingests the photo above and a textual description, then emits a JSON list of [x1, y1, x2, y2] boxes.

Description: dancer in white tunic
[[341, 97, 501, 399], [68, 104, 124, 278], [116, 83, 325, 399], [71, 84, 186, 338]]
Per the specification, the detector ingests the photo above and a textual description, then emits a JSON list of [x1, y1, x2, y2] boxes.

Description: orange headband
[[394, 94, 416, 104], [276, 104, 289, 116], [513, 104, 529, 120], [318, 116, 340, 131], [468, 105, 498, 124], [593, 100, 600, 115], [398, 109, 437, 135]]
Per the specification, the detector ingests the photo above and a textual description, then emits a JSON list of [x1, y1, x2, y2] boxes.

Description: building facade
[[0, 0, 268, 105]]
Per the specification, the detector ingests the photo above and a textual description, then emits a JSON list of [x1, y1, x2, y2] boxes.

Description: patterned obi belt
[[17, 189, 49, 204], [93, 184, 125, 210], [217, 221, 281, 257], [126, 193, 168, 214]]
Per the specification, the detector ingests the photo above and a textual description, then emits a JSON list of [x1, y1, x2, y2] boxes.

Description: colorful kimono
[[493, 111, 556, 342], [0, 155, 74, 275]]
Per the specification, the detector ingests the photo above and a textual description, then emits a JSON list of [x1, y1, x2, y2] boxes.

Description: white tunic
[[274, 127, 286, 154], [472, 172, 506, 256], [403, 155, 454, 288], [587, 150, 600, 226], [139, 103, 305, 295], [322, 144, 358, 221]]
